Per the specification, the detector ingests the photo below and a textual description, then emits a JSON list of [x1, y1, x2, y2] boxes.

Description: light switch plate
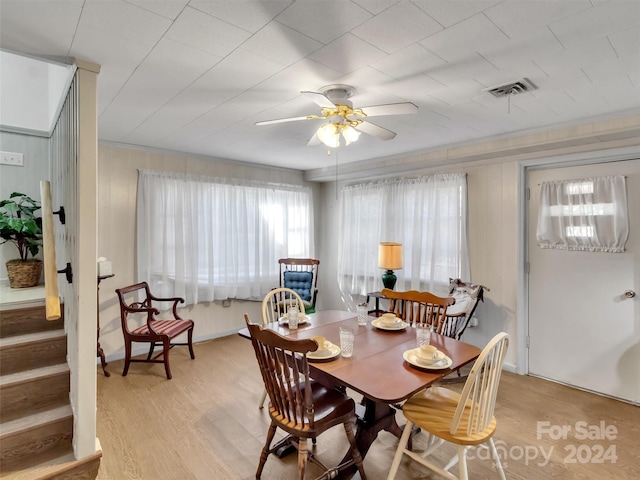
[[0, 151, 24, 166]]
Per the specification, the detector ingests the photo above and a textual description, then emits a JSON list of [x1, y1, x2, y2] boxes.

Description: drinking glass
[[288, 305, 299, 329], [339, 326, 355, 358], [356, 304, 368, 326], [416, 324, 432, 347]]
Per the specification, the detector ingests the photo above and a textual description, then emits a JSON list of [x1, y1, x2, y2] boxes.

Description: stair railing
[[40, 180, 61, 321]]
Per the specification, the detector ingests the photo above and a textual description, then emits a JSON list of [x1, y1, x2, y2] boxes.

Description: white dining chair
[[386, 332, 509, 480], [257, 287, 305, 409]]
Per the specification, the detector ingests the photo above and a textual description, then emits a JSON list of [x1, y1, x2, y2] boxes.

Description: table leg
[[97, 328, 110, 377], [96, 275, 113, 377], [338, 398, 403, 479], [366, 295, 385, 317]]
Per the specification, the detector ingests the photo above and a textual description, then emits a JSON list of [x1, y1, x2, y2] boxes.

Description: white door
[[528, 158, 640, 404]]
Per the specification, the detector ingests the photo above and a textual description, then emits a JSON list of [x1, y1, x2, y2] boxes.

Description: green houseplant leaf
[[0, 192, 43, 261]]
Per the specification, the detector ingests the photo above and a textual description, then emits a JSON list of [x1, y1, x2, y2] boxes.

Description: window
[[337, 173, 469, 306], [137, 170, 314, 305], [537, 176, 628, 252]]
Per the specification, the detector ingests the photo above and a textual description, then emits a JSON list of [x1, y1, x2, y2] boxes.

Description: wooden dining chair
[[278, 258, 320, 313], [115, 282, 195, 380], [258, 287, 305, 409], [386, 332, 509, 480], [244, 315, 367, 480], [381, 288, 456, 333]]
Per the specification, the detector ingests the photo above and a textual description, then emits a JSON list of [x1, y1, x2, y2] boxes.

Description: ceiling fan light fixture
[[257, 84, 417, 146], [317, 122, 340, 148], [341, 124, 360, 145]]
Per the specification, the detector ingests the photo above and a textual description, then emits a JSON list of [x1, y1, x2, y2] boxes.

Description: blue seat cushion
[[283, 271, 313, 302]]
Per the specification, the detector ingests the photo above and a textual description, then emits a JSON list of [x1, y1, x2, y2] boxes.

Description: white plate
[[308, 344, 341, 361], [371, 318, 408, 331], [403, 349, 453, 370], [278, 315, 310, 326]]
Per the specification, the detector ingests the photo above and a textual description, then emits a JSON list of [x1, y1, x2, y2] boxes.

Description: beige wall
[[97, 144, 319, 362]]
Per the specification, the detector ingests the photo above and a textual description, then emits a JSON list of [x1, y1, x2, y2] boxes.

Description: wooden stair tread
[[0, 405, 72, 437], [0, 452, 74, 480], [0, 330, 66, 348], [0, 301, 86, 479], [0, 449, 102, 480], [0, 364, 69, 387]]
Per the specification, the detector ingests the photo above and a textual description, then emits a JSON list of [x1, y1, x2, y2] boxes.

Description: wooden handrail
[[40, 180, 61, 321]]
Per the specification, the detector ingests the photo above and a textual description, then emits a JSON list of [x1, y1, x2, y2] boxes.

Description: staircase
[[0, 300, 101, 479]]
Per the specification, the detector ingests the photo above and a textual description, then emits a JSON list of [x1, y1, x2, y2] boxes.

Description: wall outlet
[[0, 151, 24, 166]]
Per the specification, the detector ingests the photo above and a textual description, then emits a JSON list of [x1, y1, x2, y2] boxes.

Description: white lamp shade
[[317, 123, 340, 148], [341, 124, 361, 145], [378, 242, 403, 270], [316, 122, 362, 148]]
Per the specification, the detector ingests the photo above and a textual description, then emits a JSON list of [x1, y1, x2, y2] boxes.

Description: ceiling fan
[[255, 84, 418, 148]]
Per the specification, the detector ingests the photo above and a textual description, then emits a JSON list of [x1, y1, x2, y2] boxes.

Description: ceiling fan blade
[[301, 91, 337, 109], [307, 132, 322, 146], [355, 121, 397, 141], [358, 102, 418, 117], [255, 115, 314, 126]]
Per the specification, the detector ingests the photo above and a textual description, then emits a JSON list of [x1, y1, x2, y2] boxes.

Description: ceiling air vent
[[486, 78, 537, 98]]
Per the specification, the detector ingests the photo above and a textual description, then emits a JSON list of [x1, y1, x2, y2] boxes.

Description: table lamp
[[378, 242, 403, 290]]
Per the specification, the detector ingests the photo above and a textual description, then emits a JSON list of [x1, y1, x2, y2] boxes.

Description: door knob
[[624, 290, 636, 298]]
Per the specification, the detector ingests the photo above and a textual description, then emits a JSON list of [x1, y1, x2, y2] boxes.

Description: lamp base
[[381, 270, 397, 290]]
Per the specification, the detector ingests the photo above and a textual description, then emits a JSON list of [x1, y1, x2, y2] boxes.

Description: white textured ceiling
[[1, 0, 639, 171]]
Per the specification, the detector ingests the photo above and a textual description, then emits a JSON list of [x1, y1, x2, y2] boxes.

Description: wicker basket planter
[[6, 259, 43, 288]]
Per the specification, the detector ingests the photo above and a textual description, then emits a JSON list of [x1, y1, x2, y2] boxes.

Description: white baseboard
[[101, 328, 241, 364], [503, 361, 517, 373]]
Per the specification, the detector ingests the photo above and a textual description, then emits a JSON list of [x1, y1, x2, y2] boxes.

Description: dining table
[[238, 309, 481, 479]]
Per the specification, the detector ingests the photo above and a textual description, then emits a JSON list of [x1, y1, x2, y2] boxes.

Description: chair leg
[[122, 340, 132, 376], [442, 449, 460, 472], [489, 438, 507, 480], [146, 342, 155, 361], [187, 326, 195, 359], [458, 445, 468, 480], [256, 423, 277, 479], [162, 338, 172, 379], [258, 389, 268, 409], [297, 438, 308, 480], [386, 420, 413, 480], [344, 420, 367, 480]]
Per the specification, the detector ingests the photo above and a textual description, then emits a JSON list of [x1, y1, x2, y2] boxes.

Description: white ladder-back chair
[[387, 332, 509, 480], [258, 287, 305, 409]]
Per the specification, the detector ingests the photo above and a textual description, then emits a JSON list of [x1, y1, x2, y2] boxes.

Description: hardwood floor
[[96, 334, 639, 480]]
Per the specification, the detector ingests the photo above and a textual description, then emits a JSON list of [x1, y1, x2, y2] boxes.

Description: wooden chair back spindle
[[381, 288, 455, 332], [452, 332, 509, 437]]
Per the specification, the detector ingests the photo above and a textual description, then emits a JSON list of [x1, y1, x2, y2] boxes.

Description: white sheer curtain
[[338, 173, 470, 308], [537, 175, 629, 252], [137, 169, 314, 305]]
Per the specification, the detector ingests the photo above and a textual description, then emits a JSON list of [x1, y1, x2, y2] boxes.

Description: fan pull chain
[[507, 87, 516, 114], [335, 149, 339, 200]]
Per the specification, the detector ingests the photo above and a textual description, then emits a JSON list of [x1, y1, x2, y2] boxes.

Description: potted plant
[[0, 192, 43, 288]]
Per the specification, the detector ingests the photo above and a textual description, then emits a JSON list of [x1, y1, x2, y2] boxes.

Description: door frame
[[516, 144, 640, 375]]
